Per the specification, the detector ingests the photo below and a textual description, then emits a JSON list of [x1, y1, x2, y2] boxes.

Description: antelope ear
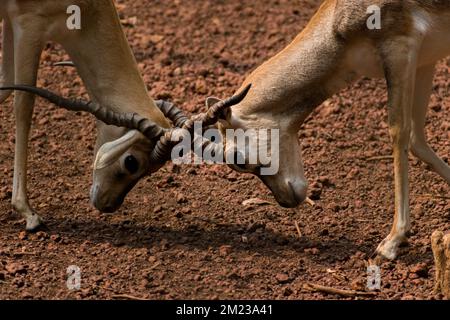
[[206, 96, 232, 122], [205, 97, 221, 108], [94, 130, 144, 170]]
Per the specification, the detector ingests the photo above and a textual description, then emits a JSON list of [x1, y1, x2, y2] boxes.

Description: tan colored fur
[[0, 0, 170, 229], [223, 0, 450, 260]]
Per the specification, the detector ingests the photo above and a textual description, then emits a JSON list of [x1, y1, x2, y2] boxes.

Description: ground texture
[[0, 0, 449, 300]]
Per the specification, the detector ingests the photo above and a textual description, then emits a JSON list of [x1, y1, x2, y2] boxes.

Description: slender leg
[[376, 35, 421, 260], [410, 64, 450, 185], [0, 18, 14, 103], [11, 22, 44, 230]]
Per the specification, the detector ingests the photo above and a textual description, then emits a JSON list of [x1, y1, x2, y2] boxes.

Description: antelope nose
[[288, 180, 308, 205]]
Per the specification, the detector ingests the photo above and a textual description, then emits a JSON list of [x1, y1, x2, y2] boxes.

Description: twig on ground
[[304, 283, 378, 297], [12, 251, 37, 257], [416, 194, 450, 200], [305, 197, 316, 206], [294, 221, 302, 238], [139, 261, 162, 277], [149, 261, 161, 270], [366, 155, 393, 161], [326, 269, 347, 282], [242, 198, 274, 206], [111, 294, 149, 301], [331, 273, 347, 282]]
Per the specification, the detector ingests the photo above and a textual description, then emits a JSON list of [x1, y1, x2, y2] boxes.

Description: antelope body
[[0, 0, 172, 230], [207, 0, 450, 260]]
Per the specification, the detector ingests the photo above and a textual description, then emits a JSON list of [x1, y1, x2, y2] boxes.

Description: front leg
[[0, 19, 14, 104], [11, 22, 44, 231], [376, 35, 422, 260]]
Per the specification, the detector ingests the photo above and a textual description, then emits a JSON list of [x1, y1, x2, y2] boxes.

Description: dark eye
[[124, 155, 139, 174]]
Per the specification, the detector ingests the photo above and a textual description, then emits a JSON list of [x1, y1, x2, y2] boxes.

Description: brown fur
[[0, 0, 170, 229], [224, 0, 450, 260]]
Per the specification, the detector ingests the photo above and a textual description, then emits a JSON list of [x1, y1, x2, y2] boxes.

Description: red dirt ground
[[0, 0, 449, 300]]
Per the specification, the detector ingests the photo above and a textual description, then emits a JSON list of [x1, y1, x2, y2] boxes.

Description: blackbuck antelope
[[204, 0, 449, 260], [60, 0, 447, 260], [0, 0, 211, 230]]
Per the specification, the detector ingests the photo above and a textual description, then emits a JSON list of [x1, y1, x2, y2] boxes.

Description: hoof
[[369, 249, 387, 265], [376, 247, 397, 261], [25, 214, 44, 231], [376, 235, 407, 261]]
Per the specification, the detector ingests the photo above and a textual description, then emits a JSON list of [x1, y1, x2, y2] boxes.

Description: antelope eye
[[124, 155, 139, 174]]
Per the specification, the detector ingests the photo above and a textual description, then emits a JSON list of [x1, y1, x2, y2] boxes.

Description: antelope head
[[203, 83, 309, 208], [90, 125, 160, 213], [90, 99, 188, 212], [0, 85, 187, 213]]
